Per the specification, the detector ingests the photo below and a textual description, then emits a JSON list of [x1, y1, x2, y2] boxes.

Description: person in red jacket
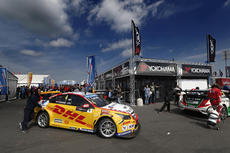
[[208, 84, 222, 106]]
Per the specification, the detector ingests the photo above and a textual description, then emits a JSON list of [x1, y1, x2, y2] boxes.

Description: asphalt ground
[[1, 99, 230, 153]]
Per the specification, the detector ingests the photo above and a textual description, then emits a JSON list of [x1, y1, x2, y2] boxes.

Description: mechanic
[[208, 84, 222, 114], [19, 88, 42, 133], [159, 87, 174, 113]]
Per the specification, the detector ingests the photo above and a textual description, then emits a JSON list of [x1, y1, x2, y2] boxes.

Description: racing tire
[[37, 111, 49, 128], [98, 118, 116, 138], [221, 106, 228, 120]]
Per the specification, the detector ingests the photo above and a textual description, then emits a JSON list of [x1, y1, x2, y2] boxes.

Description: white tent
[[15, 74, 50, 87]]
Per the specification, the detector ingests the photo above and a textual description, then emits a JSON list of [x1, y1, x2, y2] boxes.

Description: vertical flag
[[132, 20, 141, 56], [51, 79, 55, 89], [87, 56, 96, 90], [226, 66, 230, 77], [207, 34, 216, 62], [0, 68, 8, 95], [27, 72, 33, 87]]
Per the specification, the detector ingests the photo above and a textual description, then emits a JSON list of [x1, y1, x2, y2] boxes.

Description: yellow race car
[[35, 92, 140, 138]]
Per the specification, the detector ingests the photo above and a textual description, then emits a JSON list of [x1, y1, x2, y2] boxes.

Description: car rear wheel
[[98, 118, 116, 138], [37, 112, 49, 128]]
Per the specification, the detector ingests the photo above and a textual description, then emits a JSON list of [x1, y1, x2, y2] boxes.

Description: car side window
[[55, 95, 68, 104], [71, 95, 88, 107]]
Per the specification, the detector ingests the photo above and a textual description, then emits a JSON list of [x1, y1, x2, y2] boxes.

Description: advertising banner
[[132, 20, 141, 56], [51, 79, 55, 89], [87, 56, 96, 87], [207, 34, 216, 62], [113, 62, 129, 77], [226, 66, 230, 77], [136, 62, 177, 76], [104, 70, 112, 80], [27, 72, 33, 87], [182, 64, 211, 77], [0, 68, 8, 95]]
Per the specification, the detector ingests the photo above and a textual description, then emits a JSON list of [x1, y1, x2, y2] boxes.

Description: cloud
[[49, 38, 73, 47], [224, 0, 230, 7], [88, 0, 154, 32], [20, 49, 43, 56], [102, 39, 131, 52], [121, 48, 132, 57], [184, 49, 226, 60], [0, 0, 73, 37]]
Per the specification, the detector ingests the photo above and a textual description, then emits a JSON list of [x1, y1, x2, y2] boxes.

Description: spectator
[[144, 84, 150, 105], [150, 82, 156, 104], [174, 85, 182, 105]]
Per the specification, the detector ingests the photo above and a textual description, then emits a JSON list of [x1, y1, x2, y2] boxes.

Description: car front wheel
[[37, 111, 49, 128], [221, 106, 228, 120], [98, 118, 116, 138]]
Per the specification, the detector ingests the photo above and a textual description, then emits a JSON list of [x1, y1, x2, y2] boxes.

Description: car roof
[[41, 91, 61, 95], [60, 92, 98, 98]]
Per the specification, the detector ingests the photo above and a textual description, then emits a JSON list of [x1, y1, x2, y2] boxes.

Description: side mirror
[[81, 103, 90, 109]]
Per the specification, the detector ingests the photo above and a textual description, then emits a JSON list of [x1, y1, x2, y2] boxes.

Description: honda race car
[[178, 90, 230, 118], [34, 92, 140, 138]]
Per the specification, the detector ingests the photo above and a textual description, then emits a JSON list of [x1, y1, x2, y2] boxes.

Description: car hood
[[102, 102, 134, 114]]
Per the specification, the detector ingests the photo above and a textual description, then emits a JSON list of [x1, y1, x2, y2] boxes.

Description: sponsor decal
[[122, 125, 128, 131], [123, 121, 131, 125], [69, 127, 77, 130], [101, 109, 110, 115], [79, 128, 94, 133], [128, 124, 134, 129], [64, 120, 69, 124], [54, 119, 63, 123], [52, 105, 91, 128], [116, 130, 132, 136]]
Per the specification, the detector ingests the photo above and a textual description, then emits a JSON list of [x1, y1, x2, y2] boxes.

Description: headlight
[[116, 114, 131, 120]]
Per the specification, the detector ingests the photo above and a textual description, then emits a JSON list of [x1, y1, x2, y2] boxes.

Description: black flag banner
[[207, 34, 216, 62], [132, 20, 141, 56]]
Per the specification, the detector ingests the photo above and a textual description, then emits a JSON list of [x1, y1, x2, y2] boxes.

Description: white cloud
[[102, 39, 131, 52], [88, 0, 154, 32], [49, 38, 73, 47], [121, 48, 132, 57], [20, 49, 43, 56], [224, 0, 230, 7], [0, 0, 73, 37]]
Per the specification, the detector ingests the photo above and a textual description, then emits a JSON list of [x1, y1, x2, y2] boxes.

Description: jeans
[[145, 95, 149, 104]]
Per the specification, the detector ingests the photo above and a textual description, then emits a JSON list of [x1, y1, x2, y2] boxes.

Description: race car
[[34, 92, 140, 138], [178, 90, 230, 118]]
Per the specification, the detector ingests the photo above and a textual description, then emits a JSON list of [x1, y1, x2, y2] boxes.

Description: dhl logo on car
[[52, 105, 88, 126]]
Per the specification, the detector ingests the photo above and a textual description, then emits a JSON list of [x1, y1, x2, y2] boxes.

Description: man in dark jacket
[[19, 88, 41, 132], [159, 87, 174, 112]]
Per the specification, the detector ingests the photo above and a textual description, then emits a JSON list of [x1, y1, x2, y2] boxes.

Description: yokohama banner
[[207, 34, 216, 62], [182, 64, 211, 77], [136, 62, 177, 76]]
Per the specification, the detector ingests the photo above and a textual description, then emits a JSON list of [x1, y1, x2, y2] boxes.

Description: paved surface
[[1, 99, 230, 153]]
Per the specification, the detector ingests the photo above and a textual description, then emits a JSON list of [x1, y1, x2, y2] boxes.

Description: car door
[[65, 94, 94, 131], [48, 94, 70, 128]]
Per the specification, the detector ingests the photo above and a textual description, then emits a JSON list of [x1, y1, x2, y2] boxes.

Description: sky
[[0, 0, 230, 83]]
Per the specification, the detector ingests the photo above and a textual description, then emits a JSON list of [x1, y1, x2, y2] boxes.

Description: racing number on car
[[53, 105, 87, 126]]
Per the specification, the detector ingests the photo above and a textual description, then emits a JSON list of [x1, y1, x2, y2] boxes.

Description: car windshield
[[86, 95, 110, 107]]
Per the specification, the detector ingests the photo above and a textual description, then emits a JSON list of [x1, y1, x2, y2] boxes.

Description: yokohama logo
[[149, 66, 175, 72], [191, 68, 210, 74]]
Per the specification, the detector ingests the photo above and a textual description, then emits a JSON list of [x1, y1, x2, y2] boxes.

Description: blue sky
[[0, 0, 230, 82]]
